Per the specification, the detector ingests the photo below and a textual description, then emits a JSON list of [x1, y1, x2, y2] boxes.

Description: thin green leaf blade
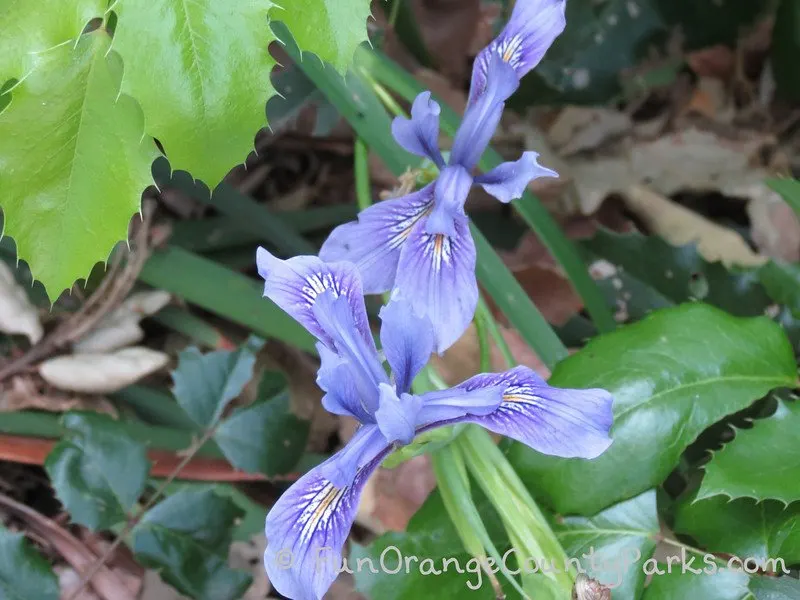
[[507, 304, 797, 515], [113, 0, 277, 186], [0, 31, 157, 298], [44, 412, 150, 531]]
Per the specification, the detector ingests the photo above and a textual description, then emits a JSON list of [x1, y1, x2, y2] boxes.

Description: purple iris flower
[[256, 247, 613, 600], [320, 0, 567, 353]]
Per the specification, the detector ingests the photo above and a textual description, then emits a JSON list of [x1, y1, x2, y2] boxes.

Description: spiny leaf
[[675, 490, 800, 565], [45, 412, 150, 531], [112, 0, 278, 186], [273, 0, 372, 74], [0, 526, 59, 600], [506, 304, 797, 515], [698, 400, 800, 504], [0, 30, 158, 298], [0, 0, 103, 82], [133, 488, 251, 600], [171, 339, 262, 429], [554, 490, 659, 599]]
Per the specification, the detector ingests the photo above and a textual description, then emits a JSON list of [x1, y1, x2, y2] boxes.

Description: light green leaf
[[506, 304, 797, 515], [642, 568, 751, 600], [554, 490, 659, 599], [0, 0, 103, 82], [675, 489, 800, 565], [171, 339, 261, 429], [44, 412, 150, 531], [750, 575, 800, 599], [133, 488, 251, 600], [0, 30, 157, 298], [113, 0, 277, 186], [0, 526, 59, 600], [274, 0, 372, 73], [698, 400, 800, 504], [214, 392, 309, 475]]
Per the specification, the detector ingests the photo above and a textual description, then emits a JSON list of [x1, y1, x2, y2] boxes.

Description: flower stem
[[476, 294, 515, 369], [354, 137, 372, 211]]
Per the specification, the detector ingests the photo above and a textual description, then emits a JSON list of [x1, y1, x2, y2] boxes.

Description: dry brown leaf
[[622, 185, 767, 267], [746, 187, 800, 261], [0, 377, 118, 416], [39, 347, 170, 394], [686, 45, 736, 79], [683, 78, 734, 123], [547, 107, 632, 156], [0, 261, 43, 344]]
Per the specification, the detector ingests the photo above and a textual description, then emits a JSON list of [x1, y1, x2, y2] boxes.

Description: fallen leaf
[[547, 107, 632, 156], [0, 261, 43, 344], [74, 290, 171, 353], [0, 377, 118, 416], [622, 184, 767, 267], [686, 45, 736, 79], [683, 78, 734, 122], [745, 184, 800, 261], [39, 347, 170, 394]]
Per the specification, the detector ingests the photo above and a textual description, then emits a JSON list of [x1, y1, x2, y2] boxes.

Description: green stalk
[[357, 48, 616, 334], [354, 137, 372, 211], [477, 294, 515, 369]]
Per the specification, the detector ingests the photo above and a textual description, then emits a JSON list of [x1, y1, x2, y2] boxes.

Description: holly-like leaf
[[749, 575, 800, 599], [112, 0, 277, 187], [554, 490, 659, 599], [44, 412, 150, 531], [698, 400, 800, 504], [0, 526, 59, 600], [171, 338, 262, 429], [642, 568, 751, 600], [214, 392, 309, 476], [506, 304, 797, 515], [0, 30, 157, 298], [0, 0, 103, 82], [675, 489, 800, 565], [132, 488, 251, 600], [273, 0, 372, 73]]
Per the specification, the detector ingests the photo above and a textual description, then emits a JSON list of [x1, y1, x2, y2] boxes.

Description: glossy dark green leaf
[[507, 304, 796, 515], [642, 568, 751, 600], [699, 400, 800, 504], [772, 0, 800, 101], [214, 392, 309, 476], [749, 575, 800, 599], [759, 260, 800, 318], [554, 490, 658, 599], [675, 489, 800, 565], [584, 230, 771, 317], [132, 488, 250, 600], [171, 339, 261, 429], [44, 412, 149, 531], [0, 526, 59, 600]]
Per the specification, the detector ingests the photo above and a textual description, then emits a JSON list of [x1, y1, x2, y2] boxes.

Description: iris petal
[[394, 215, 478, 354], [391, 91, 445, 167], [264, 428, 390, 600], [474, 151, 558, 203], [319, 186, 434, 294], [379, 294, 434, 395]]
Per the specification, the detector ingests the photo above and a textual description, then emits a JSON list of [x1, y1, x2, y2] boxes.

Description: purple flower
[[256, 247, 613, 600], [320, 0, 566, 353]]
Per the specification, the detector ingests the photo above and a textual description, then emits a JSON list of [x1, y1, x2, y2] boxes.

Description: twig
[[0, 492, 136, 600], [0, 204, 155, 381], [65, 423, 220, 600]]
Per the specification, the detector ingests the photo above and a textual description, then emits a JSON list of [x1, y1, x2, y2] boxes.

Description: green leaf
[[0, 0, 102, 82], [642, 568, 751, 600], [698, 400, 800, 504], [44, 412, 150, 531], [0, 31, 157, 298], [112, 0, 277, 187], [0, 526, 59, 600], [675, 489, 800, 565], [554, 490, 658, 599], [772, 0, 800, 101], [584, 230, 771, 317], [172, 340, 261, 429], [749, 575, 800, 599], [132, 488, 251, 600], [767, 178, 800, 221], [214, 392, 309, 475], [759, 260, 800, 318], [506, 304, 797, 515], [274, 0, 372, 73]]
